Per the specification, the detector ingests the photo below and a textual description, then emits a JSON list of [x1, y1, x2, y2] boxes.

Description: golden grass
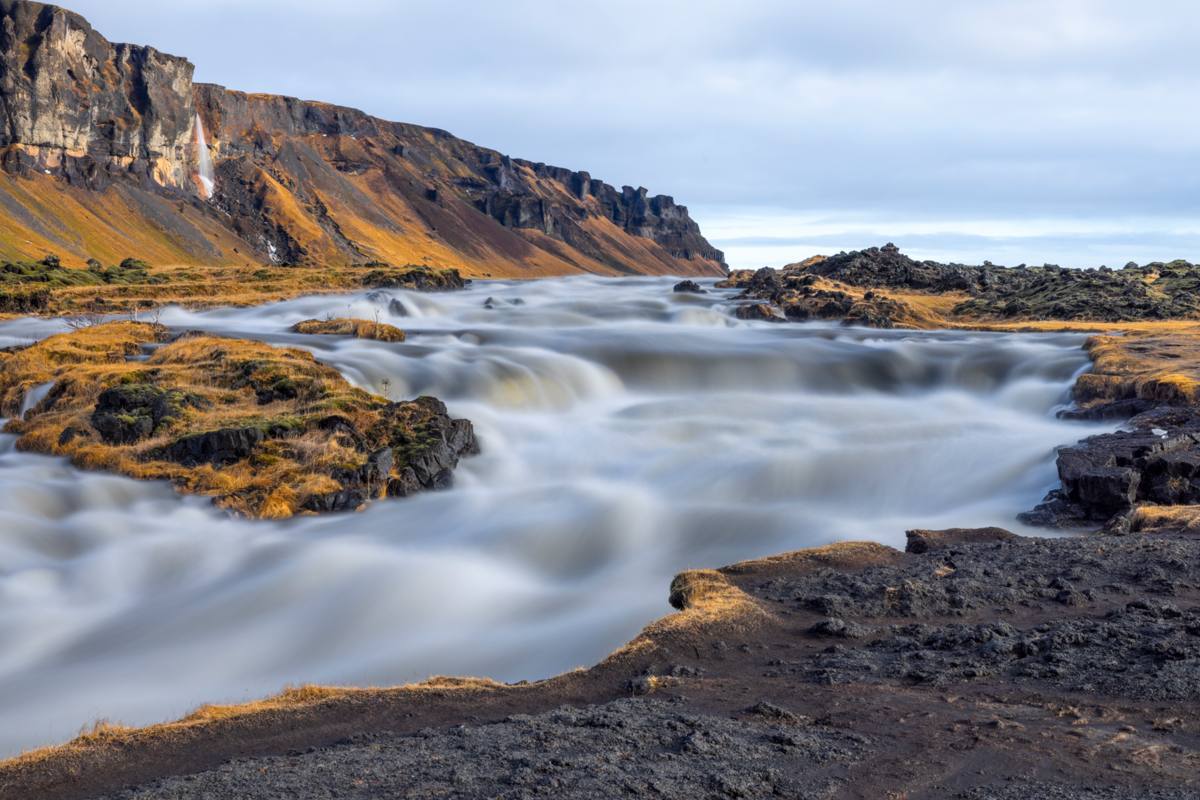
[[1130, 504, 1200, 534], [292, 317, 406, 342], [1071, 334, 1200, 407], [721, 540, 906, 576], [5, 676, 510, 770]]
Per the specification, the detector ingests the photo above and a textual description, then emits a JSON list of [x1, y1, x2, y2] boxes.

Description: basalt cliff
[[0, 0, 725, 276]]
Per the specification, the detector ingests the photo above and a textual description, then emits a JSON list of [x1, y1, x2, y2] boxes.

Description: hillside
[[0, 0, 725, 276]]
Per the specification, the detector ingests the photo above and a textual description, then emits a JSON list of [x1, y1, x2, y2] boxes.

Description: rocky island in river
[[1, 1, 1199, 799]]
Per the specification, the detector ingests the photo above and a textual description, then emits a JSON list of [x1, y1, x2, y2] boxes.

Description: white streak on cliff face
[[195, 113, 215, 198]]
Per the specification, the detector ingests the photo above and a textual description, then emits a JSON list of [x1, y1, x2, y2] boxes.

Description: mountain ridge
[[0, 0, 725, 275]]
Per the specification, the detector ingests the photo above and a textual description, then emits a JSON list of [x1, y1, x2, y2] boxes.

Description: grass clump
[[292, 317, 406, 342]]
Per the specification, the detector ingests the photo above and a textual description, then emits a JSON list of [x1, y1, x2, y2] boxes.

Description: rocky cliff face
[[0, 0, 725, 276], [0, 0, 196, 189]]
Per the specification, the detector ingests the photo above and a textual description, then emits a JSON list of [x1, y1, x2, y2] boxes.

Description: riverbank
[[5, 527, 1199, 799], [0, 261, 468, 317]]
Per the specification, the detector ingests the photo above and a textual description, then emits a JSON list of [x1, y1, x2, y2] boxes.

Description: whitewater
[[0, 276, 1114, 755]]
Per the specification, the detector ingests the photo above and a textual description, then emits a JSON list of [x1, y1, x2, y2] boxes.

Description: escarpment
[[0, 0, 724, 276]]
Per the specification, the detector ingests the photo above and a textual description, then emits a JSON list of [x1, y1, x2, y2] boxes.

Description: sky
[[64, 0, 1200, 269]]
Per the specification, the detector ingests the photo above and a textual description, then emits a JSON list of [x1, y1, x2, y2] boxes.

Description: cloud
[[62, 0, 1200, 267]]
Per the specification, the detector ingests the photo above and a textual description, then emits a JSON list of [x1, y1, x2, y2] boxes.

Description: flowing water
[[194, 113, 215, 199], [0, 277, 1114, 756]]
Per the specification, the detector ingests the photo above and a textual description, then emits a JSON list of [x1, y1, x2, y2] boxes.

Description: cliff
[[0, 0, 725, 276]]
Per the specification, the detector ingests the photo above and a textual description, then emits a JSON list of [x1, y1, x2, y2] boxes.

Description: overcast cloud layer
[[63, 0, 1200, 268]]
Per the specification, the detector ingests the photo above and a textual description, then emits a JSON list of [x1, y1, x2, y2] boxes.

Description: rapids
[[0, 276, 1113, 756]]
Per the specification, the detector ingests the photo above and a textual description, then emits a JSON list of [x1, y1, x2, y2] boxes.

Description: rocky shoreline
[[6, 524, 1198, 799]]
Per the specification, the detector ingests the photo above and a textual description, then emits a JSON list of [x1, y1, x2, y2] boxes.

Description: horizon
[[58, 0, 1200, 270]]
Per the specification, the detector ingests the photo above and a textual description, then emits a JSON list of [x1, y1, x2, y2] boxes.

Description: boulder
[[673, 280, 706, 294], [735, 303, 787, 322], [90, 383, 199, 445], [361, 267, 467, 292], [156, 426, 266, 467], [1023, 407, 1200, 528], [905, 527, 1020, 554]]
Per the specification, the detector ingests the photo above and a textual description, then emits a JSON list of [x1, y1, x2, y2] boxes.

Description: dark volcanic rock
[[672, 280, 705, 294], [725, 270, 907, 328], [905, 526, 1020, 554], [734, 302, 787, 322], [90, 383, 200, 445], [101, 699, 866, 800], [805, 243, 982, 293], [798, 243, 1200, 322], [304, 396, 478, 512], [381, 397, 479, 498], [1022, 407, 1200, 528], [361, 267, 467, 292], [156, 426, 268, 467], [747, 534, 1200, 701]]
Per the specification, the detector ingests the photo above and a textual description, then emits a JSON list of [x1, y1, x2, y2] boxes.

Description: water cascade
[[0, 276, 1117, 755], [194, 112, 215, 198]]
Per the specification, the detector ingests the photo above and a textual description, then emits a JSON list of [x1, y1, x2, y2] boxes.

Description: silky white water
[[194, 113, 214, 198], [0, 277, 1113, 756]]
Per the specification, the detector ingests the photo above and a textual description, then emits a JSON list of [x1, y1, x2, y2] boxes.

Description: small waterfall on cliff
[[194, 112, 215, 198]]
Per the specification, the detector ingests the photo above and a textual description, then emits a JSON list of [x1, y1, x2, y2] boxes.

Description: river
[[0, 276, 1113, 755]]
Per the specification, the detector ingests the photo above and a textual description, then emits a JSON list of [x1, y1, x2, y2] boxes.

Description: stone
[[1023, 406, 1200, 527], [673, 280, 706, 294], [90, 383, 199, 445], [905, 527, 1020, 554], [735, 302, 787, 322], [157, 426, 266, 467]]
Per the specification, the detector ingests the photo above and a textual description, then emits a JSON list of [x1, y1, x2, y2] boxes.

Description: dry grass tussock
[[1072, 334, 1200, 407], [291, 316, 406, 342], [1130, 504, 1200, 534]]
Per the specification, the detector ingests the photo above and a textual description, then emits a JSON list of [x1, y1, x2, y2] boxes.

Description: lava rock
[[905, 527, 1019, 554], [1023, 407, 1200, 527], [90, 383, 200, 445], [156, 426, 267, 467]]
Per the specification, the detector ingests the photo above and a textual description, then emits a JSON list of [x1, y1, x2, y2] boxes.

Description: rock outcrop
[[720, 265, 918, 328], [0, 0, 196, 189], [788, 243, 1200, 322], [0, 322, 478, 518], [0, 1, 725, 277]]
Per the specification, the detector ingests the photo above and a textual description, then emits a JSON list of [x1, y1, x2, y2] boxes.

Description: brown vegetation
[[0, 322, 475, 518], [291, 317, 406, 342], [0, 262, 468, 319], [1074, 333, 1200, 408]]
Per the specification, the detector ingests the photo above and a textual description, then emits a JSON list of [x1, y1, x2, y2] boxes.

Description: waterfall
[[195, 112, 215, 198]]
